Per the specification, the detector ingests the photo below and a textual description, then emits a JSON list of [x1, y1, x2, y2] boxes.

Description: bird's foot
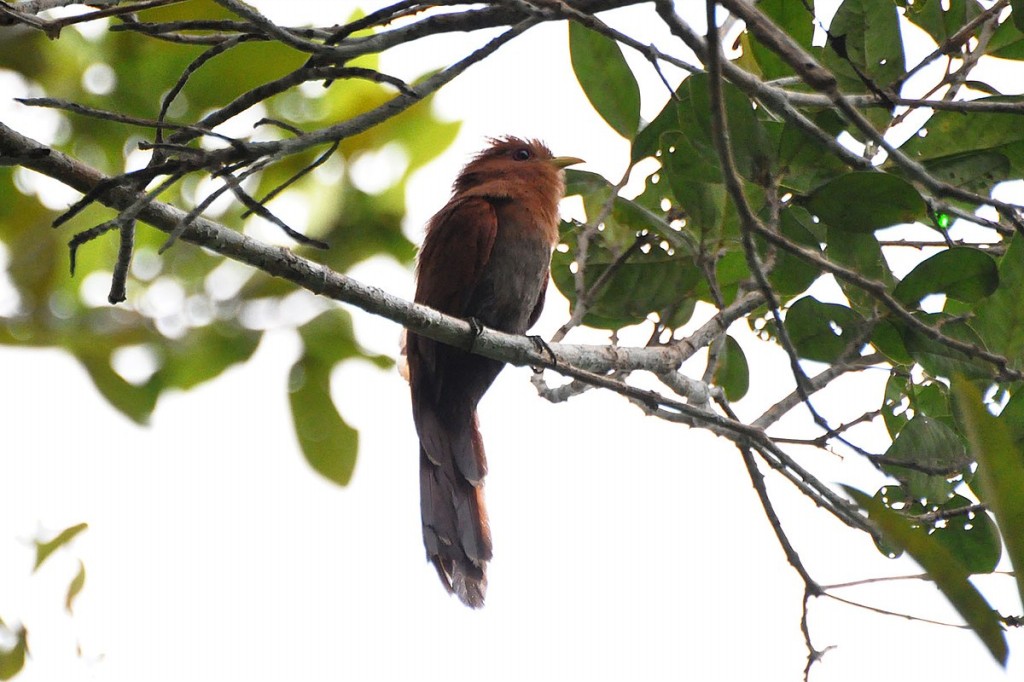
[[466, 317, 485, 353], [528, 335, 557, 370]]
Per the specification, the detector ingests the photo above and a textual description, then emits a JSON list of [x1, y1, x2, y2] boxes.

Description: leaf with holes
[[784, 297, 868, 363], [807, 172, 926, 233], [845, 486, 1008, 666]]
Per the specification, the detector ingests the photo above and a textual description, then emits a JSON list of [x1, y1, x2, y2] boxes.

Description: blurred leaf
[[161, 322, 262, 391], [75, 348, 160, 425], [66, 561, 86, 614], [714, 335, 749, 401], [845, 486, 1008, 666], [807, 172, 926, 233], [288, 355, 358, 486], [0, 623, 28, 681], [894, 247, 999, 306], [825, 228, 894, 310], [569, 22, 641, 139], [1014, 0, 1024, 32], [34, 522, 88, 572], [954, 379, 1024, 610], [784, 297, 868, 363]]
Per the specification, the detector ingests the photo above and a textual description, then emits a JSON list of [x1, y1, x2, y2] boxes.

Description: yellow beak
[[549, 156, 585, 169]]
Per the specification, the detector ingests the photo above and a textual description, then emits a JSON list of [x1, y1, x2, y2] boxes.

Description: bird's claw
[[466, 317, 485, 353], [528, 335, 557, 371]]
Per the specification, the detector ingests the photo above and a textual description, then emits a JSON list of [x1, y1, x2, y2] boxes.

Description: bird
[[406, 136, 582, 607]]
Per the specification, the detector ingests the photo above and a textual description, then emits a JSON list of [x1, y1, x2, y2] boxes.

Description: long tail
[[418, 410, 492, 608]]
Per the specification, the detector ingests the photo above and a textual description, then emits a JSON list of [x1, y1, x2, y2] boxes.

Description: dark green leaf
[[898, 313, 991, 380], [34, 522, 88, 572], [894, 247, 999, 306], [784, 297, 868, 363], [288, 356, 358, 486], [806, 172, 926, 233], [929, 495, 1002, 575], [880, 416, 969, 502], [1013, 0, 1024, 32], [765, 207, 823, 298], [714, 335, 749, 401], [821, 0, 906, 92], [845, 486, 1008, 666], [569, 22, 641, 139], [954, 379, 1024, 611]]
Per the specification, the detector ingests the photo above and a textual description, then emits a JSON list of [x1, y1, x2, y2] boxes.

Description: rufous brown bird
[[406, 137, 582, 607]]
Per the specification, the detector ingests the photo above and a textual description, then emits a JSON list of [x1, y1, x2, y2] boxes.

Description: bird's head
[[452, 136, 583, 202]]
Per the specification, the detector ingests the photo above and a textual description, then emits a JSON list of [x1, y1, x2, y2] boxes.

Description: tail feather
[[418, 413, 492, 608]]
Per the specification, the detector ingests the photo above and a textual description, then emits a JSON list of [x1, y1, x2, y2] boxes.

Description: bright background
[[1, 2, 1021, 680]]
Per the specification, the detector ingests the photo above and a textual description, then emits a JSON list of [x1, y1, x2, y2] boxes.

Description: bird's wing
[[414, 196, 498, 316]]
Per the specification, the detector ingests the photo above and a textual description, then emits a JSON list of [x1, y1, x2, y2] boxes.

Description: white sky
[[0, 2, 1022, 680]]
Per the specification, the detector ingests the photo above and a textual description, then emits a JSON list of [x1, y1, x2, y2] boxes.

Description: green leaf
[[551, 220, 700, 330], [0, 623, 28, 681], [674, 73, 775, 182], [929, 495, 1002, 575], [880, 416, 969, 502], [954, 379, 1024, 612], [904, 0, 980, 46], [765, 207, 823, 298], [747, 0, 815, 80], [714, 335, 749, 401], [972, 234, 1024, 372], [1013, 0, 1024, 32], [34, 522, 88, 572], [845, 486, 1008, 666], [161, 322, 263, 391], [784, 297, 868, 363], [922, 151, 1012, 192], [806, 172, 926, 233], [898, 312, 991, 380], [288, 355, 358, 486], [568, 22, 640, 139], [821, 0, 906, 92], [894, 247, 999, 306], [632, 85, 684, 163], [900, 98, 1024, 172], [75, 350, 160, 425], [66, 560, 86, 614]]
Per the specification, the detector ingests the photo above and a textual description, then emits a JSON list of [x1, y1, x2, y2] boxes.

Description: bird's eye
[[512, 148, 531, 161]]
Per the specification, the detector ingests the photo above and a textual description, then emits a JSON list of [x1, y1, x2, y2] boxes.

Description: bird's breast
[[466, 201, 553, 335]]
